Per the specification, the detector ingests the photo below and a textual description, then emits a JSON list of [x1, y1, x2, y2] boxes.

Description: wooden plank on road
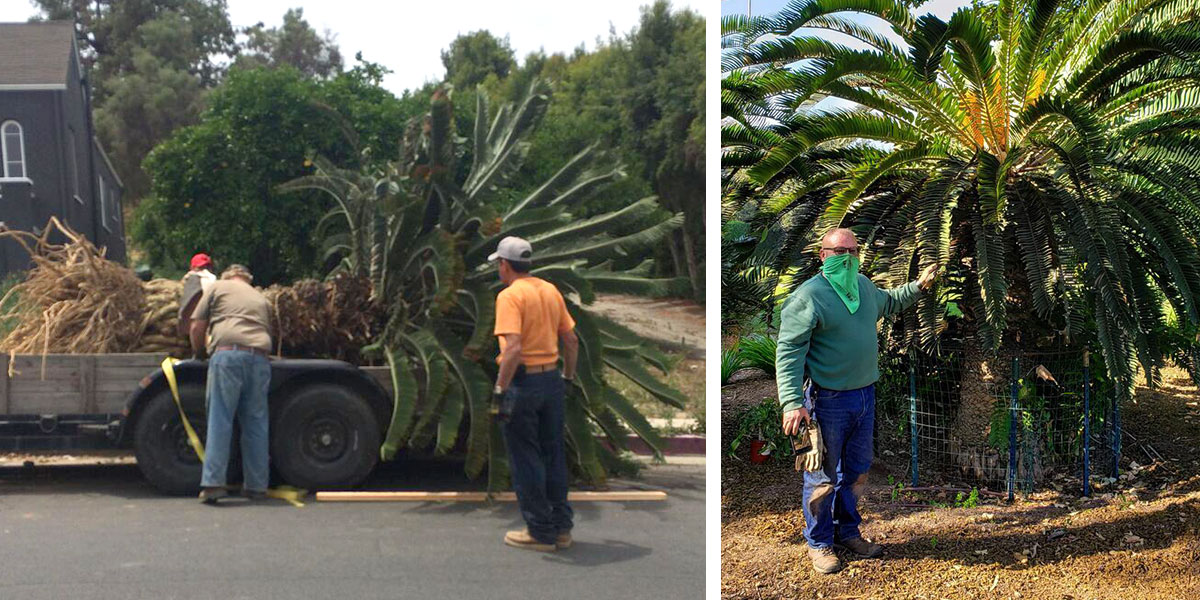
[[315, 490, 668, 502]]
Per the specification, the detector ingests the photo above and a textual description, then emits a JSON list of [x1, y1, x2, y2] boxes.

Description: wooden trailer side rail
[[0, 353, 165, 416]]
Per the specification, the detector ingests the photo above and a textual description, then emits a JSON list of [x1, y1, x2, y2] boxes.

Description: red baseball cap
[[190, 253, 213, 270]]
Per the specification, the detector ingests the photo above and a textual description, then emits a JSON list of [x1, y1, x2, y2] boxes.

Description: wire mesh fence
[[876, 343, 1119, 499]]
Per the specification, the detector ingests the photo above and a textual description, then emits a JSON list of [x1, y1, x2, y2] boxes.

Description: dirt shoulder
[[721, 369, 1200, 599], [587, 294, 705, 354]]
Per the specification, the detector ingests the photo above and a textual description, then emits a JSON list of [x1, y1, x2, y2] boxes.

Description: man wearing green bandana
[[777, 228, 937, 574]]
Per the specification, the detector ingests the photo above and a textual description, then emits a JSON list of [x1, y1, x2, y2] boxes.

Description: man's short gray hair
[[221, 264, 253, 282]]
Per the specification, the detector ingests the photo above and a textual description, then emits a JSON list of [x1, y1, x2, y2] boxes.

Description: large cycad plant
[[723, 0, 1200, 410], [283, 82, 689, 488]]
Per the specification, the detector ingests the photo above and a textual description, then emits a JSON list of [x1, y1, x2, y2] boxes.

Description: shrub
[[721, 347, 746, 385], [739, 334, 777, 375], [728, 397, 789, 462]]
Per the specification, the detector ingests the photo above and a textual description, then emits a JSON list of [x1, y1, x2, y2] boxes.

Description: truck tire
[[133, 383, 241, 495], [271, 384, 380, 490]]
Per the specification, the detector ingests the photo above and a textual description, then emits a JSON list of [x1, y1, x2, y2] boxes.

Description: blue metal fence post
[[909, 360, 918, 487], [1113, 381, 1121, 478], [1082, 350, 1091, 497], [1007, 356, 1019, 503]]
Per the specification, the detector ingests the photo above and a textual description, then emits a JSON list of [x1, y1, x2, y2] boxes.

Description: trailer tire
[[271, 384, 379, 490], [133, 383, 241, 495]]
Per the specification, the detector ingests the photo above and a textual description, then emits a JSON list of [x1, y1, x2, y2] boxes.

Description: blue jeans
[[802, 384, 875, 549], [200, 350, 271, 492], [501, 369, 573, 544]]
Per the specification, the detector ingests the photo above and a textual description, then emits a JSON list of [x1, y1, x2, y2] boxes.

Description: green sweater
[[776, 274, 923, 412]]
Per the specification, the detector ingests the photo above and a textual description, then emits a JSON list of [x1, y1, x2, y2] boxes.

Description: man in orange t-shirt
[[489, 236, 579, 552]]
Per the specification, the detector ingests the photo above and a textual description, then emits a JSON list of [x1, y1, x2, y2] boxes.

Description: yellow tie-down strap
[[160, 357, 306, 507]]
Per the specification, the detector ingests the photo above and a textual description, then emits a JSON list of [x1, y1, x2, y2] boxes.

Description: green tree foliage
[[132, 63, 408, 284], [234, 8, 344, 79], [32, 0, 236, 90], [32, 0, 238, 202], [722, 0, 1200, 400], [281, 81, 691, 486], [624, 1, 706, 300], [441, 30, 517, 91], [32, 1, 348, 205], [498, 2, 706, 300], [518, 44, 656, 218]]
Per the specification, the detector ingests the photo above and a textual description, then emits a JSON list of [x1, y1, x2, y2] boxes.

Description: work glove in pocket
[[794, 418, 825, 472], [491, 388, 518, 423]]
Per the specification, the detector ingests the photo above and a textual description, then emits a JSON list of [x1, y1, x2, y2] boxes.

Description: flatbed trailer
[[0, 353, 396, 494]]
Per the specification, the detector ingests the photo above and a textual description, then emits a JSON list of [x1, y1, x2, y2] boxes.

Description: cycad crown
[[723, 0, 1200, 399], [283, 79, 692, 488]]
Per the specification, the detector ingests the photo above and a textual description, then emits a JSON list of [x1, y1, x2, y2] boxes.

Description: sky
[[0, 0, 710, 96], [721, 0, 973, 113], [720, 0, 971, 20]]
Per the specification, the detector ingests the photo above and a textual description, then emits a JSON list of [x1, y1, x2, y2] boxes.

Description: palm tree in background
[[723, 0, 1200, 466]]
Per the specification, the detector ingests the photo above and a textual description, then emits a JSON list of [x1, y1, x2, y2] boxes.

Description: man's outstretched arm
[[876, 264, 938, 318]]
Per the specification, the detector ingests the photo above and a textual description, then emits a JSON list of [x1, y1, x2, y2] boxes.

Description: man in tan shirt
[[189, 264, 274, 503]]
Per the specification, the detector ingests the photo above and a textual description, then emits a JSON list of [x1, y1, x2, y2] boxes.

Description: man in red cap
[[178, 253, 217, 341], [191, 253, 214, 272]]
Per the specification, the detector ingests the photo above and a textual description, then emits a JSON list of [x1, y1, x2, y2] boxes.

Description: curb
[[599, 434, 705, 456]]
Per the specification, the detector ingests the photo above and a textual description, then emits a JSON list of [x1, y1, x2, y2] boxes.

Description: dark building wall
[[0, 182, 37, 277], [0, 88, 64, 228], [0, 41, 125, 278], [65, 45, 125, 263], [61, 49, 97, 243], [92, 143, 124, 262], [0, 89, 61, 278]]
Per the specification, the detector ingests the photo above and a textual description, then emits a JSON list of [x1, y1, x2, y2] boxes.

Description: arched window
[[99, 177, 110, 232], [2, 121, 27, 180]]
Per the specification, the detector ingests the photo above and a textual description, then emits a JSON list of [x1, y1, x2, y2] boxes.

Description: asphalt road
[[0, 458, 704, 600]]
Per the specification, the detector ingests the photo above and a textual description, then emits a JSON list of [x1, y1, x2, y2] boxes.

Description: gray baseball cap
[[488, 236, 533, 262]]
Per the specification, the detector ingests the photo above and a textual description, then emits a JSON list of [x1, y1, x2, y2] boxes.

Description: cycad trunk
[[369, 214, 386, 293], [947, 341, 1008, 483]]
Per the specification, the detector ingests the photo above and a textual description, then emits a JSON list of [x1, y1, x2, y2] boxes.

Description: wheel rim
[[165, 416, 203, 465], [303, 411, 350, 463]]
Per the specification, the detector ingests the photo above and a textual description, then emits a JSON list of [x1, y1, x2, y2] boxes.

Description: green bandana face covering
[[821, 254, 861, 314]]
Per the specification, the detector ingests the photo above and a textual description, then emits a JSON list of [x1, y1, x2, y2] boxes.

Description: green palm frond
[[287, 79, 691, 488], [724, 0, 1200, 409]]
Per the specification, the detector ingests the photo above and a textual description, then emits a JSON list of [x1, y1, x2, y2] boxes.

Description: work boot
[[198, 487, 228, 505], [808, 546, 843, 574], [836, 536, 883, 558], [555, 532, 573, 549], [504, 529, 556, 552]]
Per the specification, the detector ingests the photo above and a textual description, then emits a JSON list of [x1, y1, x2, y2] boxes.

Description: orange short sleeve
[[557, 293, 575, 333], [494, 290, 521, 336]]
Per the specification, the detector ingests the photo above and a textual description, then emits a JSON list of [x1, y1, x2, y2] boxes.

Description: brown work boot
[[198, 487, 227, 505], [504, 529, 556, 552], [836, 536, 883, 558], [556, 532, 572, 549], [808, 546, 843, 574]]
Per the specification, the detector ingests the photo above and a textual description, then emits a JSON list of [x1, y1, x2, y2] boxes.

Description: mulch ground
[[721, 368, 1200, 599]]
